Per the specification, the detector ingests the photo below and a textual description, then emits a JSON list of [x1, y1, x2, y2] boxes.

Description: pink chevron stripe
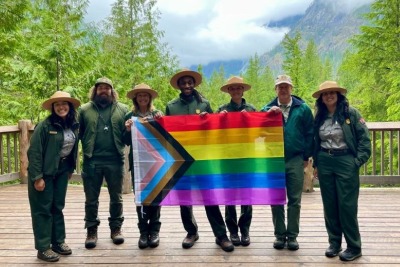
[[136, 130, 165, 190], [159, 188, 287, 206]]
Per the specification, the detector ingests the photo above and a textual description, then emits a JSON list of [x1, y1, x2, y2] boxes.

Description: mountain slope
[[262, 0, 370, 74], [191, 0, 370, 78]]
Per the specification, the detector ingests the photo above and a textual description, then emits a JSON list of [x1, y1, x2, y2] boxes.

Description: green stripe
[[186, 158, 285, 175]]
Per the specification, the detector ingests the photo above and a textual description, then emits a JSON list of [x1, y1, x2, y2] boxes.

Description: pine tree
[[101, 0, 178, 109], [344, 0, 400, 121]]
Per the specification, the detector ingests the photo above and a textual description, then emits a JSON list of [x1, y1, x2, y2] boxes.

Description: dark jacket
[[313, 106, 371, 167], [260, 95, 314, 161], [217, 98, 256, 112], [166, 94, 212, 115], [79, 101, 128, 159], [27, 117, 79, 181]]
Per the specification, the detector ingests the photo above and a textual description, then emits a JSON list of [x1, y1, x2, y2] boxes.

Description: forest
[[0, 0, 399, 125]]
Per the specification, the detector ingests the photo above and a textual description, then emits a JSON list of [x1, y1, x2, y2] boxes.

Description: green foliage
[[100, 0, 178, 111], [280, 32, 333, 106], [242, 54, 276, 110], [200, 65, 228, 111], [339, 0, 400, 122]]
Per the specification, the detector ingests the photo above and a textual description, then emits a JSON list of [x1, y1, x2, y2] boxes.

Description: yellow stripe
[[169, 127, 283, 146], [184, 142, 284, 160]]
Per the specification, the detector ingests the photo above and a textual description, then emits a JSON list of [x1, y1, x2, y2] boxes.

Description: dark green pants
[[205, 205, 228, 239], [28, 161, 70, 251], [225, 205, 252, 235], [82, 159, 124, 229], [271, 155, 304, 238], [136, 206, 161, 235], [317, 151, 361, 250], [180, 205, 198, 235]]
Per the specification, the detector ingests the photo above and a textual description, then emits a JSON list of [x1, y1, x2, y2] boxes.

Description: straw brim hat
[[312, 81, 347, 98], [220, 76, 251, 93], [127, 83, 158, 99], [170, 69, 202, 89], [42, 91, 80, 111]]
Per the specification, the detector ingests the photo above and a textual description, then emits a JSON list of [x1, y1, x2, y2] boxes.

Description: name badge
[[49, 131, 57, 134]]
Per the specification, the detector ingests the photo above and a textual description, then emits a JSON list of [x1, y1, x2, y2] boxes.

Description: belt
[[321, 148, 350, 156]]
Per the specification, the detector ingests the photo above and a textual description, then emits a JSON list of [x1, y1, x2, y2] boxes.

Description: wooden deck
[[0, 185, 399, 266]]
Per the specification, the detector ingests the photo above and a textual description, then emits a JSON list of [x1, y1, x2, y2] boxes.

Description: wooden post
[[123, 146, 132, 194], [18, 120, 32, 184]]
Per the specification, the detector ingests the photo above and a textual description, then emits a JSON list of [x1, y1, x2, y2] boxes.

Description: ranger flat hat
[[312, 81, 347, 98], [126, 83, 158, 99], [170, 69, 202, 89], [42, 91, 80, 111], [220, 76, 251, 93]]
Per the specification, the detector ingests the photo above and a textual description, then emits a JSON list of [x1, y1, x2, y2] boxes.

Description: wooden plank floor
[[0, 184, 399, 266]]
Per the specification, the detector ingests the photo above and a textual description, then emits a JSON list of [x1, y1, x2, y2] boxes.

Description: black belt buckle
[[60, 157, 68, 163], [322, 148, 348, 156]]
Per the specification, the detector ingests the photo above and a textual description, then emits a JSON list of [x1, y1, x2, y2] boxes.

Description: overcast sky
[[86, 0, 372, 67]]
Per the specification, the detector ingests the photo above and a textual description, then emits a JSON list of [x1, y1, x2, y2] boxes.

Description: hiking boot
[[325, 245, 342, 257], [287, 237, 299, 251], [230, 233, 241, 246], [52, 243, 72, 255], [182, 233, 199, 248], [148, 233, 160, 248], [138, 234, 149, 249], [273, 237, 286, 249], [111, 227, 124, 245], [37, 249, 60, 262], [215, 236, 234, 252], [241, 233, 251, 246], [339, 248, 362, 261], [85, 226, 98, 249]]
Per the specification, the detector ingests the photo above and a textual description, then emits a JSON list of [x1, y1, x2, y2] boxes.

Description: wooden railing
[[360, 122, 400, 184], [1, 120, 399, 188], [0, 120, 132, 193]]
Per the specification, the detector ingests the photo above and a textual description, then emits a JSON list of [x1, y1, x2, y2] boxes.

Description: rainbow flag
[[131, 112, 286, 206]]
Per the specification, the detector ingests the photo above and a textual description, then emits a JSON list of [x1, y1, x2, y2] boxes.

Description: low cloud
[[86, 0, 374, 66]]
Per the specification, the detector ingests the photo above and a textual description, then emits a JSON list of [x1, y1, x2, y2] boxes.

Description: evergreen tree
[[282, 32, 304, 97], [102, 0, 178, 110], [243, 54, 275, 109], [301, 40, 322, 104], [1, 0, 97, 123], [342, 0, 400, 121], [203, 66, 227, 110]]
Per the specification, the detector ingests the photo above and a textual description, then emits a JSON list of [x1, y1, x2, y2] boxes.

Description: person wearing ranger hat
[[217, 76, 256, 247], [260, 74, 314, 251], [79, 77, 129, 249], [28, 91, 80, 262], [123, 83, 163, 249], [166, 69, 235, 252], [312, 81, 371, 261]]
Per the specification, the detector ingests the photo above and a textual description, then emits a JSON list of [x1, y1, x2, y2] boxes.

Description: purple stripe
[[159, 188, 286, 206]]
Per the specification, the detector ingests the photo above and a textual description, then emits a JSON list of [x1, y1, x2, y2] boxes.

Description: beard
[[94, 94, 113, 107]]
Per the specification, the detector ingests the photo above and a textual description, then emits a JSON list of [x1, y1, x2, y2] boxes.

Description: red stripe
[[159, 112, 282, 131]]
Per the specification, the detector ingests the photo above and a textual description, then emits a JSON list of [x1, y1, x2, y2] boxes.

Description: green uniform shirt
[[217, 98, 256, 112], [166, 94, 213, 115]]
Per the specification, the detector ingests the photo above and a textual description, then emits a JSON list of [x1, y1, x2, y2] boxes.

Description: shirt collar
[[278, 97, 292, 107]]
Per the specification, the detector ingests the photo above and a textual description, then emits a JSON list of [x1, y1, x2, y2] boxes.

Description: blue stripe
[[172, 173, 286, 190], [133, 118, 175, 201]]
